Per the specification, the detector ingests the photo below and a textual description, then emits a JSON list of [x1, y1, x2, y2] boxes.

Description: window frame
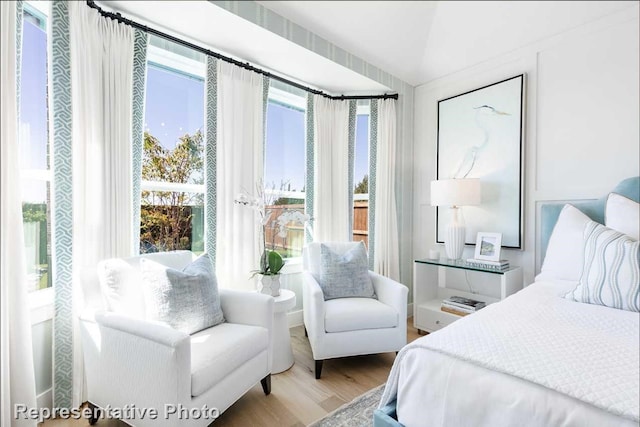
[[22, 1, 55, 321], [138, 38, 207, 256], [264, 85, 307, 203], [264, 85, 308, 262], [354, 104, 370, 202]]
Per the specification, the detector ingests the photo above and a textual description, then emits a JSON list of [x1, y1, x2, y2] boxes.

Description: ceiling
[[257, 0, 635, 85], [101, 1, 635, 90], [99, 1, 391, 95]]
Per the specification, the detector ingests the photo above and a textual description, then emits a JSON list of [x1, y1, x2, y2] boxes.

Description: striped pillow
[[564, 221, 640, 312]]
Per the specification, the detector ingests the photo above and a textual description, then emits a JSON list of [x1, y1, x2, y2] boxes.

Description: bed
[[376, 177, 640, 427]]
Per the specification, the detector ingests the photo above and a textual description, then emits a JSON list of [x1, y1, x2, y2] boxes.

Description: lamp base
[[444, 207, 466, 260]]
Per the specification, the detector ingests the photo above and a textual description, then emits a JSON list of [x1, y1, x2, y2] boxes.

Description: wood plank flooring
[[43, 318, 421, 427]]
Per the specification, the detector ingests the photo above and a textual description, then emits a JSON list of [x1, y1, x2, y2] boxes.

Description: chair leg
[[315, 360, 323, 379], [87, 402, 101, 425], [260, 374, 271, 395]]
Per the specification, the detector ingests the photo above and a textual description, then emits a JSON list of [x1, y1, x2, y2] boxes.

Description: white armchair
[[79, 251, 274, 426], [302, 242, 408, 379]]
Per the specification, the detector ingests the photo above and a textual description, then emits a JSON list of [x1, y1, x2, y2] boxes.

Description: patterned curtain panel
[[1, 1, 38, 424], [50, 0, 75, 410], [52, 1, 137, 408], [305, 92, 315, 243], [347, 100, 357, 234], [372, 99, 400, 280], [131, 29, 148, 255], [368, 100, 379, 268], [205, 56, 217, 266]]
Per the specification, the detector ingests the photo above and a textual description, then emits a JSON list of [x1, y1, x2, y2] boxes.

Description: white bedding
[[380, 280, 640, 427]]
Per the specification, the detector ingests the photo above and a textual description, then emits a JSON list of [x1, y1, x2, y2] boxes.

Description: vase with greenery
[[235, 182, 310, 296]]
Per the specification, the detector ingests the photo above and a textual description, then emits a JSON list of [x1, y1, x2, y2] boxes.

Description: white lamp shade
[[431, 179, 481, 207]]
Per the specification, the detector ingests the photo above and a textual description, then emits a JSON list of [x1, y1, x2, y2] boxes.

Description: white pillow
[[97, 251, 195, 319], [539, 204, 591, 282], [98, 258, 146, 319], [605, 193, 639, 240], [564, 221, 639, 312]]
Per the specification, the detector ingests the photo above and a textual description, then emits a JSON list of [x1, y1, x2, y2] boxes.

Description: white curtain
[[1, 1, 38, 425], [373, 99, 400, 280], [313, 96, 350, 242], [67, 2, 134, 406], [216, 62, 264, 291]]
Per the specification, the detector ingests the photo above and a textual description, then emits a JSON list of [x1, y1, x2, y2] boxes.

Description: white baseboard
[[37, 388, 52, 410], [287, 303, 414, 329], [287, 309, 304, 328]]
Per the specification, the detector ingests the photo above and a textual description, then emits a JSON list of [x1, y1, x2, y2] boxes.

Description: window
[[264, 82, 307, 258], [353, 102, 370, 246], [20, 3, 51, 292], [139, 36, 205, 254]]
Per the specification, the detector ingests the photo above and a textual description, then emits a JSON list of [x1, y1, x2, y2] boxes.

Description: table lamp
[[431, 178, 481, 260]]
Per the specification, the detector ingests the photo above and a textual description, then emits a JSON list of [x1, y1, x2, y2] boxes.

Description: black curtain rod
[[85, 1, 399, 101]]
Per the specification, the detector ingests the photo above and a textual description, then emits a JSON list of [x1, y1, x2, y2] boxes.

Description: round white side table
[[272, 289, 296, 374]]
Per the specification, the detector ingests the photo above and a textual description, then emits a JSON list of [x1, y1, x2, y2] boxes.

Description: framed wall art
[[436, 74, 525, 249]]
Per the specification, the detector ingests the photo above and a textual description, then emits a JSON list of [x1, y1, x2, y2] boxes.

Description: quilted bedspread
[[380, 281, 640, 422]]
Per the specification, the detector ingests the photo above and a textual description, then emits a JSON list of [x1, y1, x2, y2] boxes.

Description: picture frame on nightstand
[[474, 232, 502, 262]]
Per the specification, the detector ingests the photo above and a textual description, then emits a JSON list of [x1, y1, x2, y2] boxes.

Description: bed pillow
[[539, 204, 592, 282], [319, 242, 376, 300], [564, 221, 640, 312], [141, 254, 225, 334], [605, 192, 639, 240]]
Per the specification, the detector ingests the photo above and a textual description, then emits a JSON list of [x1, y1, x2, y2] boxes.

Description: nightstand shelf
[[414, 258, 523, 333]]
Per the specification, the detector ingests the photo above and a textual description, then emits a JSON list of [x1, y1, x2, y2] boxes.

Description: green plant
[[255, 249, 284, 276], [236, 181, 310, 278], [268, 250, 284, 274]]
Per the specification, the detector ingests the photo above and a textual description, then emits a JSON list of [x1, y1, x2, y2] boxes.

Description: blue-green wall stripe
[[368, 100, 378, 269], [50, 0, 74, 409], [347, 100, 356, 236], [205, 57, 217, 266], [131, 29, 148, 254], [305, 93, 315, 243]]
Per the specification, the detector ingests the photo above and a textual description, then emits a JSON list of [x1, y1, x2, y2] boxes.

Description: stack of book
[[465, 258, 510, 271], [441, 296, 486, 316]]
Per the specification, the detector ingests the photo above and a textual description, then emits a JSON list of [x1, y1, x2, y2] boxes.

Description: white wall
[[413, 5, 639, 294], [31, 319, 52, 408]]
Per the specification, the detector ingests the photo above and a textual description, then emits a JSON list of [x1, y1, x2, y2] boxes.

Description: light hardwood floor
[[43, 318, 421, 427]]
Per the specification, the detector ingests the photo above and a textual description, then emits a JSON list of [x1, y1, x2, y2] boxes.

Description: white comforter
[[380, 281, 640, 426]]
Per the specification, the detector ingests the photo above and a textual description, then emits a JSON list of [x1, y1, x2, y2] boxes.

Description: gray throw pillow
[[319, 242, 376, 300], [141, 254, 225, 334]]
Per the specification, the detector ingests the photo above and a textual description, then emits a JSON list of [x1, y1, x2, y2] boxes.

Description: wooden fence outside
[[265, 202, 369, 257]]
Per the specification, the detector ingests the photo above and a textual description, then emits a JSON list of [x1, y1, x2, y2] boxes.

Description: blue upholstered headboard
[[539, 176, 640, 266]]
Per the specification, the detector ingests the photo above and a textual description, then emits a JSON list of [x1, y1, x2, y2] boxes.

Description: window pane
[[20, 7, 51, 292], [264, 95, 306, 258], [264, 203, 306, 259], [145, 65, 204, 150], [353, 114, 369, 246], [22, 179, 51, 292], [140, 191, 204, 254], [141, 45, 205, 254], [20, 11, 48, 171], [265, 101, 305, 192]]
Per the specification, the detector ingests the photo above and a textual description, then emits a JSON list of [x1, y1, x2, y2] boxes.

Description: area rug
[[308, 384, 384, 427]]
